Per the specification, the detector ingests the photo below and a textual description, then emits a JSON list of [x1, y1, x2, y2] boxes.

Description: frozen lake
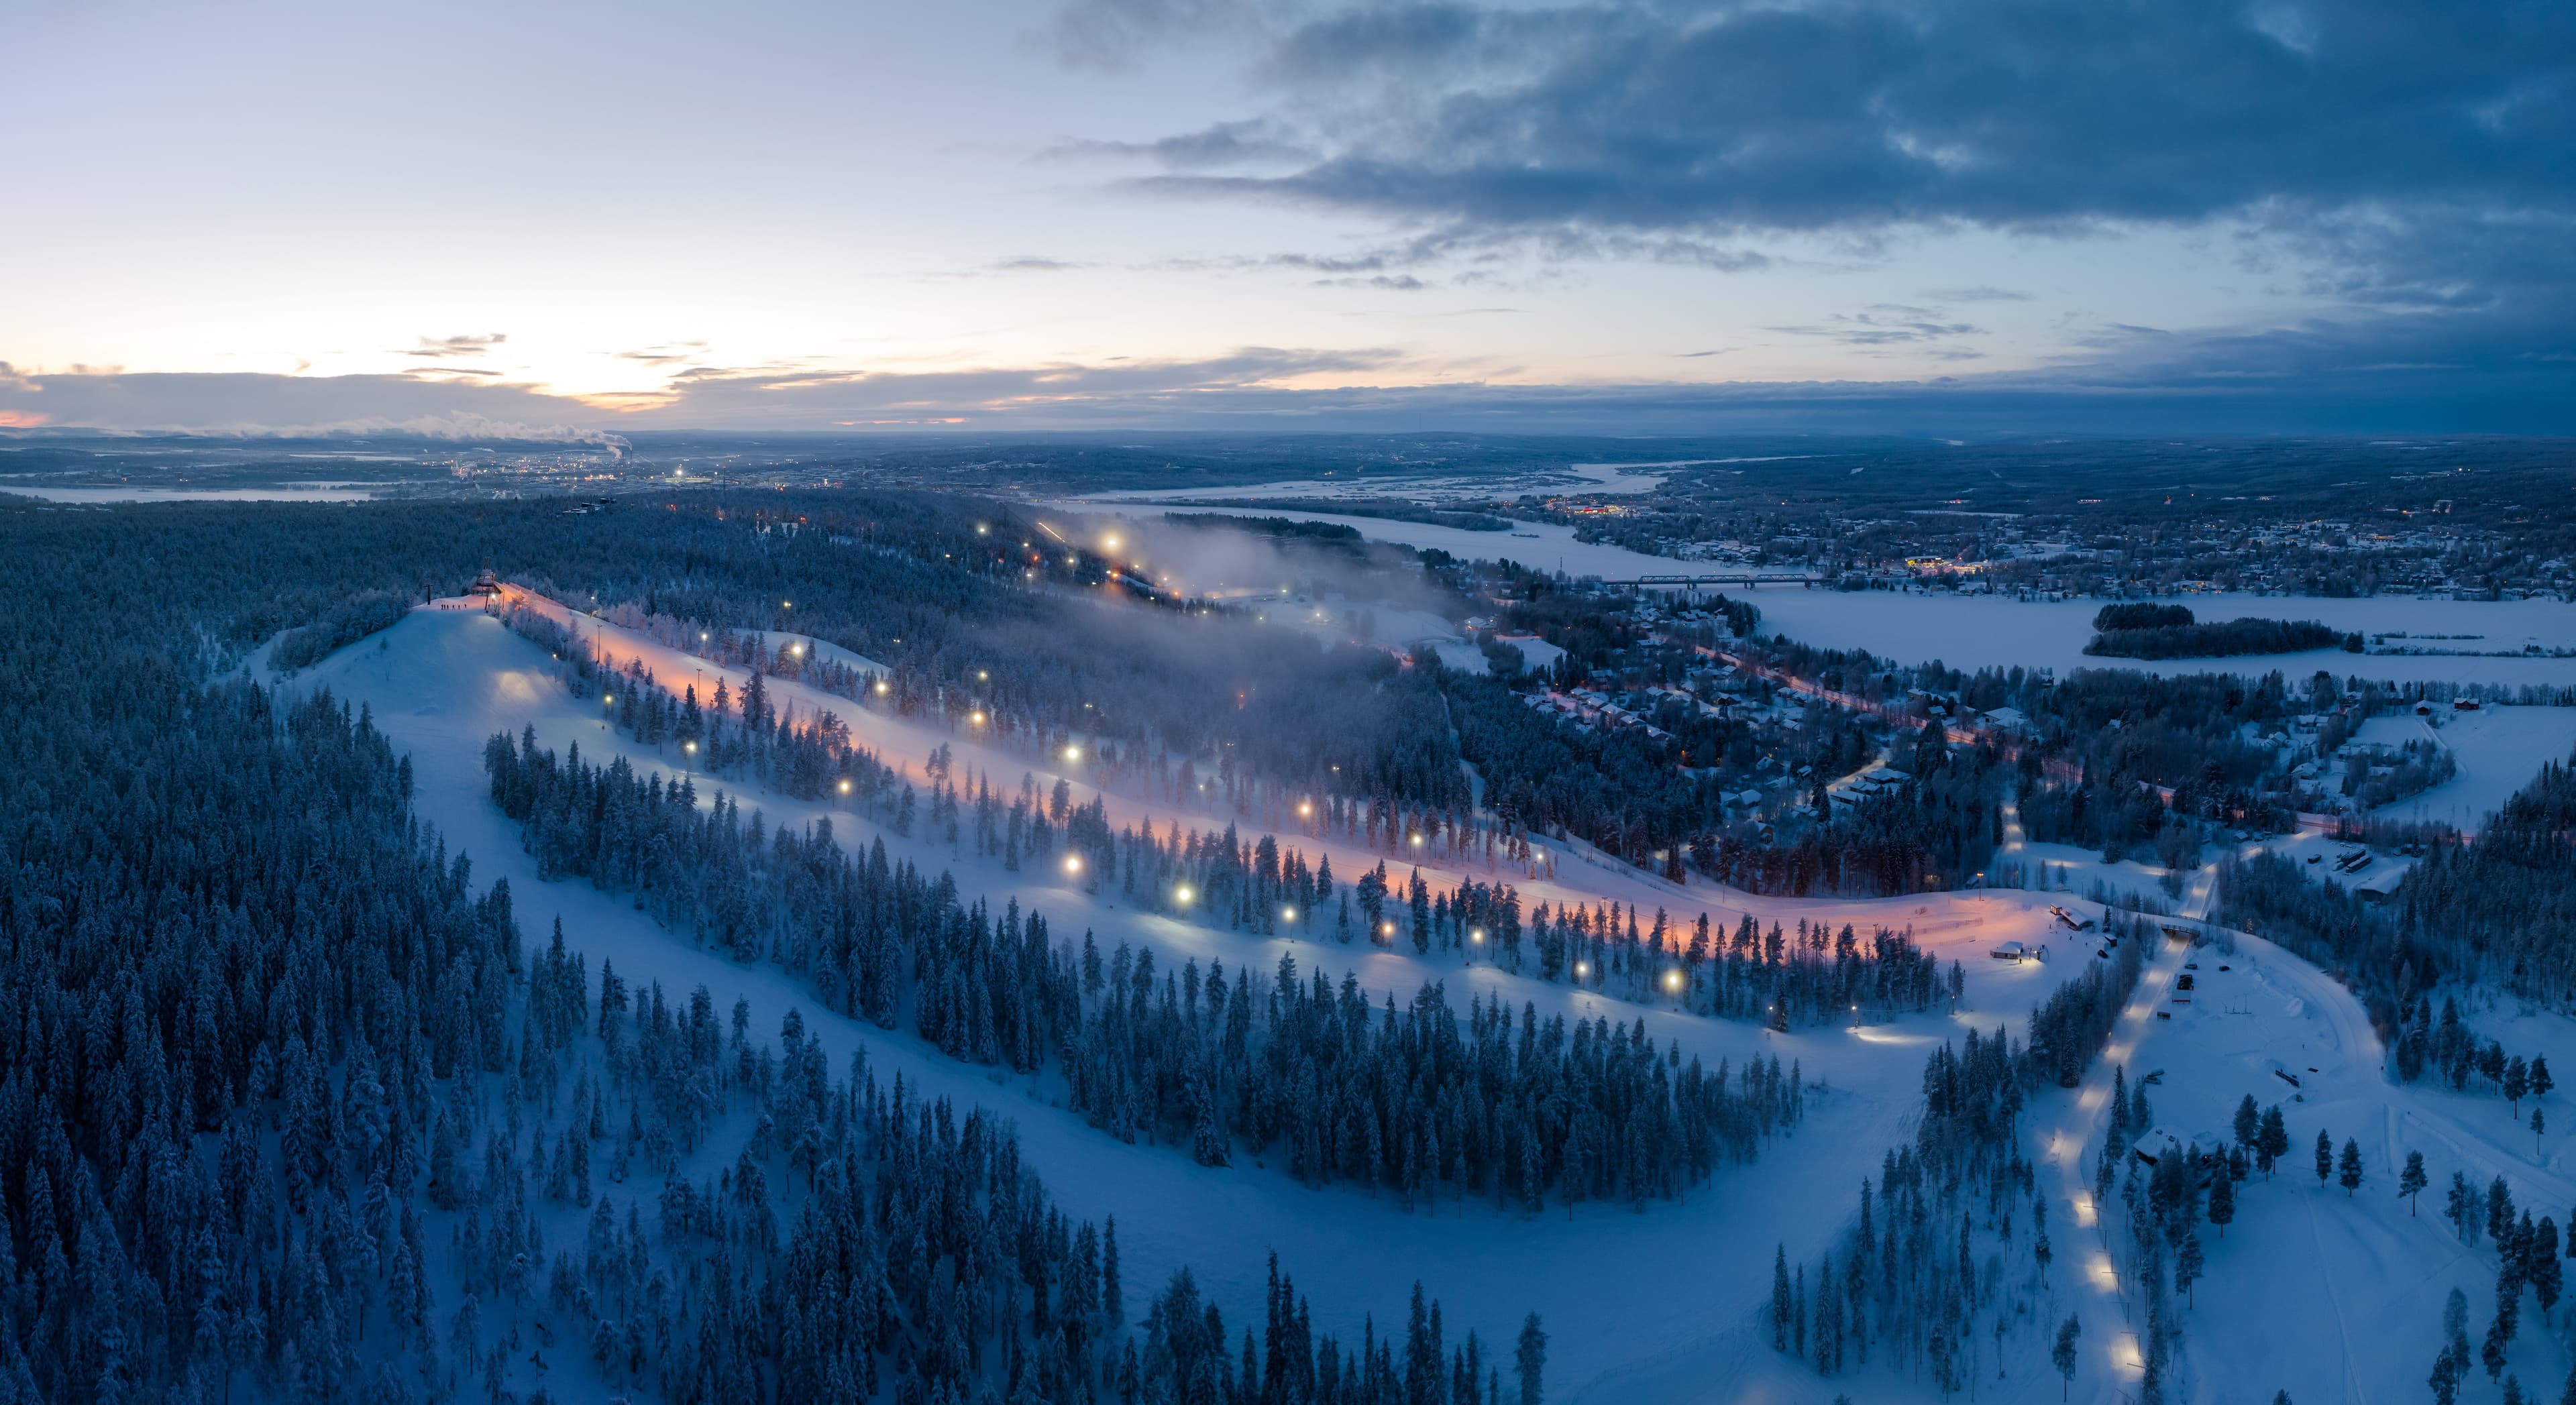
[[1079, 501, 2576, 688]]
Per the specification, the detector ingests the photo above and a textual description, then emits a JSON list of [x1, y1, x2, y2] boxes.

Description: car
[[2177, 974, 2196, 991], [2218, 964, 2233, 971], [2185, 962, 2200, 970], [2308, 854, 2322, 864]]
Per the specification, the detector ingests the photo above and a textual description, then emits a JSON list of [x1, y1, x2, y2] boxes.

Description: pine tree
[[2400, 1151, 2428, 1214], [1513, 1314, 1545, 1405], [1770, 1247, 1792, 1353], [2314, 1129, 2334, 1187], [2051, 1316, 2080, 1400], [2339, 1138, 2365, 1196], [2207, 1168, 2235, 1237]]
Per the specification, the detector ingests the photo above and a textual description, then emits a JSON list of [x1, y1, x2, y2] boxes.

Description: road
[[2031, 859, 2214, 1399]]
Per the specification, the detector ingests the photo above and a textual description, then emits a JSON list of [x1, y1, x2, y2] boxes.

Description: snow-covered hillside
[[288, 600, 2576, 1404]]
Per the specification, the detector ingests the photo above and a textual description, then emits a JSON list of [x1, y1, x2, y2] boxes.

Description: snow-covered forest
[[11, 485, 2576, 1404]]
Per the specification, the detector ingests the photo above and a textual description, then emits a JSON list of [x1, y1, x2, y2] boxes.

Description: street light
[[1063, 745, 1081, 763], [1470, 928, 1484, 944], [838, 779, 852, 795], [1282, 906, 1297, 923], [1174, 885, 1194, 905], [1063, 854, 1083, 875]]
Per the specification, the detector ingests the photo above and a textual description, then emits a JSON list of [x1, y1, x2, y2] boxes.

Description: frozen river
[[1066, 499, 2576, 688]]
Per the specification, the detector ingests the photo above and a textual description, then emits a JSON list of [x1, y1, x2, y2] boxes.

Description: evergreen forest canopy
[[2082, 602, 2354, 659], [0, 494, 1564, 1405], [11, 481, 2576, 1404]]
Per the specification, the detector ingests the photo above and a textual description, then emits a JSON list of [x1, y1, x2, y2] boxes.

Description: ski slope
[[292, 602, 2576, 1404]]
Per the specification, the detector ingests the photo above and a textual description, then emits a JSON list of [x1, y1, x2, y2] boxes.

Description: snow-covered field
[[2354, 707, 2576, 834], [284, 600, 2576, 1403], [1100, 503, 2576, 690]]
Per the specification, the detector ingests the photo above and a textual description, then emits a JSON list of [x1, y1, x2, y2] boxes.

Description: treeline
[[270, 587, 415, 670], [2222, 748, 2576, 1012], [2093, 602, 2197, 632], [2086, 616, 2352, 660], [535, 624, 1960, 1038], [2396, 754, 2576, 998], [484, 730, 1810, 1211]]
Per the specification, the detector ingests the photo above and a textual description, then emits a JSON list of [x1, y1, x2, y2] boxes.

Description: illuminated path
[[2031, 860, 2212, 1401]]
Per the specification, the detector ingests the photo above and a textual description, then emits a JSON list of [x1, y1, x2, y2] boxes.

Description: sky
[[3, 0, 2571, 436]]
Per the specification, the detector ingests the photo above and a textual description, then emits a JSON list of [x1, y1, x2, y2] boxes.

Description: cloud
[[1056, 118, 1314, 169], [1923, 286, 2034, 304], [7, 304, 2573, 437], [613, 341, 712, 366], [1313, 274, 1427, 290], [1089, 0, 2572, 313], [1766, 305, 1986, 349], [400, 333, 508, 359]]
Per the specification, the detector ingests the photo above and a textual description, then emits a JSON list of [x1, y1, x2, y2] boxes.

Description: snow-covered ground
[[291, 603, 2148, 1404], [2068, 921, 2575, 1403], [1100, 504, 2576, 689], [749, 627, 890, 678], [287, 599, 2576, 1403], [2355, 706, 2576, 834]]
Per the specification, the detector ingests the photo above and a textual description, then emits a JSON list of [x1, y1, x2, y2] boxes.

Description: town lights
[[970, 711, 986, 726], [603, 693, 614, 706], [1574, 962, 1589, 978], [1381, 921, 1396, 938], [1282, 906, 1297, 922], [1063, 854, 1083, 875], [1410, 834, 1424, 848], [1297, 801, 1313, 818], [790, 643, 803, 657], [875, 682, 890, 696], [1174, 885, 1194, 905], [1664, 970, 1683, 993], [838, 779, 851, 795], [1063, 746, 1081, 763], [684, 741, 696, 754], [1470, 928, 1484, 944]]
